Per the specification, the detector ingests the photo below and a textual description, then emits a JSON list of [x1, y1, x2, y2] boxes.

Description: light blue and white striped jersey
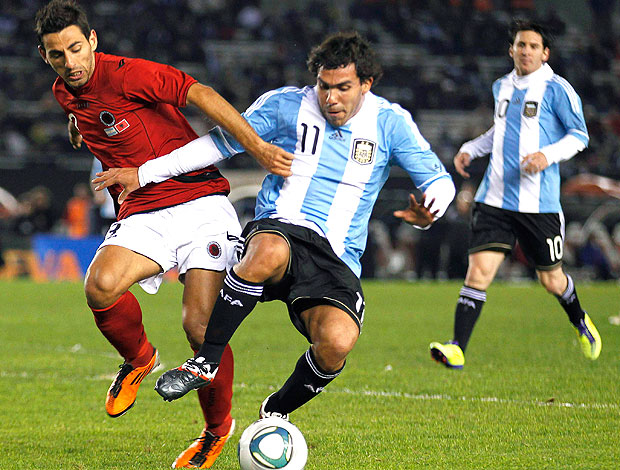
[[469, 64, 588, 213], [212, 86, 452, 277]]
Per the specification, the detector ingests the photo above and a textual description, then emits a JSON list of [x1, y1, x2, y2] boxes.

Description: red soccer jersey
[[52, 52, 230, 220]]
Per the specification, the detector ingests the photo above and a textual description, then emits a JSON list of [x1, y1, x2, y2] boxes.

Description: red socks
[[197, 343, 234, 436], [93, 291, 234, 436], [91, 291, 154, 367]]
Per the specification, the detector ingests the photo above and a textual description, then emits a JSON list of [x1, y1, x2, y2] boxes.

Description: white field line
[[235, 382, 620, 411], [4, 344, 617, 411], [2, 371, 616, 410], [330, 387, 620, 410]]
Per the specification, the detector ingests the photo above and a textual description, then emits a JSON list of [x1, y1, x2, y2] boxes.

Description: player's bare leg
[[180, 269, 226, 351], [171, 269, 236, 469], [431, 250, 504, 368], [85, 245, 161, 417], [155, 233, 288, 401]]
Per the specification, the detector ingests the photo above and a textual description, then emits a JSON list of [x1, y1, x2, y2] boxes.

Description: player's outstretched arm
[[187, 83, 293, 177]]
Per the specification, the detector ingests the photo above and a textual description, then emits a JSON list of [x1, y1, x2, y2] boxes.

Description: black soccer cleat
[[154, 357, 219, 401]]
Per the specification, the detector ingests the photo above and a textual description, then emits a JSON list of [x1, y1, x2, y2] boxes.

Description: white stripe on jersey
[[485, 78, 511, 208], [325, 95, 379, 257], [274, 90, 326, 221], [518, 78, 548, 212], [245, 86, 299, 117]]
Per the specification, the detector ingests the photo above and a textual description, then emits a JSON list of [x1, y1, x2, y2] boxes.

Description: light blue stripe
[[538, 91, 561, 212], [502, 88, 525, 210], [538, 165, 560, 212]]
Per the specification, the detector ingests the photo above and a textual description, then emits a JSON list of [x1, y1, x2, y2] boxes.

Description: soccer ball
[[238, 417, 308, 470]]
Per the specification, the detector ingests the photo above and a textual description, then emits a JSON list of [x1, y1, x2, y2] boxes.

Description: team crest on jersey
[[523, 101, 539, 118], [351, 139, 376, 165], [207, 241, 222, 259], [100, 111, 130, 137]]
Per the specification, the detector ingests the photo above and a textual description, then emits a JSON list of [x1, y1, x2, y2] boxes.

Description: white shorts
[[99, 195, 242, 294]]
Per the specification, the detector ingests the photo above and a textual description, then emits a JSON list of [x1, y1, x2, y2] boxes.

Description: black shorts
[[469, 203, 565, 270], [241, 218, 365, 342]]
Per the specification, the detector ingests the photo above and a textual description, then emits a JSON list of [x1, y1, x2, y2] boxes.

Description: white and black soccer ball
[[238, 417, 308, 470]]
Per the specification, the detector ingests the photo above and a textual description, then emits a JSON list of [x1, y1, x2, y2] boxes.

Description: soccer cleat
[[155, 357, 218, 401], [259, 393, 289, 421], [429, 341, 465, 369], [575, 313, 602, 360], [172, 419, 236, 469], [105, 348, 160, 418]]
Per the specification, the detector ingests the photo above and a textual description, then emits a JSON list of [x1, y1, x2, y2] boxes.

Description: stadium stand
[[1, 0, 619, 280]]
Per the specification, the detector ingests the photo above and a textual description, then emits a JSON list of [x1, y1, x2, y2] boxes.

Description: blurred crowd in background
[[1, 0, 620, 281]]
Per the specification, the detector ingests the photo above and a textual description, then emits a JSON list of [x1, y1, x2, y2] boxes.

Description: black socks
[[197, 269, 263, 363], [453, 285, 487, 352], [264, 348, 344, 415]]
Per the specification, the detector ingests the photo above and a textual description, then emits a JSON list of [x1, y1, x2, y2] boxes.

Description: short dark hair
[[35, 0, 90, 48], [306, 31, 383, 86], [509, 19, 553, 49]]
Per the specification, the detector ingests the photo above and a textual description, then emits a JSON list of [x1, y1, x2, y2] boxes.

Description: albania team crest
[[207, 241, 222, 258], [351, 139, 376, 165]]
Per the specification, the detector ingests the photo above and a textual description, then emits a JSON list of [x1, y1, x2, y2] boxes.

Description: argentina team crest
[[523, 101, 539, 118], [351, 139, 376, 165]]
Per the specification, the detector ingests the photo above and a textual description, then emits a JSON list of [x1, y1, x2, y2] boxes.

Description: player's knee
[[465, 265, 493, 290], [238, 236, 289, 282], [182, 314, 207, 351], [313, 328, 358, 372], [84, 269, 123, 309], [538, 270, 565, 295]]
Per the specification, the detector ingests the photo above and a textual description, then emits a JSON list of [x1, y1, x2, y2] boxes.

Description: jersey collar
[[510, 63, 554, 89]]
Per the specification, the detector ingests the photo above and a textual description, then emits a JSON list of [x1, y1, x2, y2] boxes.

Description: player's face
[[316, 63, 373, 127], [509, 30, 549, 76], [39, 25, 98, 88]]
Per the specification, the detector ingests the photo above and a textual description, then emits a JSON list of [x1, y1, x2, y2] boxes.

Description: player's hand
[[393, 194, 439, 228], [454, 152, 472, 178], [254, 142, 294, 177], [92, 167, 139, 204], [68, 120, 83, 149], [521, 151, 549, 174]]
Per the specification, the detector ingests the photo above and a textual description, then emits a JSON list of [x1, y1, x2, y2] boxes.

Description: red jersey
[[52, 52, 230, 220]]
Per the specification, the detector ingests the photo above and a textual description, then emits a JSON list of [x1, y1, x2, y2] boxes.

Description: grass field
[[1, 279, 619, 469]]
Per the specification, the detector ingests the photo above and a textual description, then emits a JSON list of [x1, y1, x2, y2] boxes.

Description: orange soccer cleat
[[105, 348, 160, 417], [172, 420, 236, 469]]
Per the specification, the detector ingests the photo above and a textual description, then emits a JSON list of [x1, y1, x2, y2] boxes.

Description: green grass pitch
[[1, 279, 618, 469]]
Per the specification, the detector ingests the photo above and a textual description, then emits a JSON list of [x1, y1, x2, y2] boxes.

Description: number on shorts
[[545, 235, 563, 263], [105, 222, 121, 240]]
